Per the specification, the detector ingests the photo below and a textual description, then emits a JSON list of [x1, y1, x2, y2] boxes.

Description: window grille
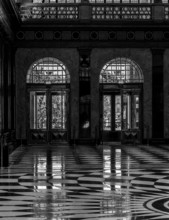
[[27, 57, 70, 84], [100, 57, 143, 84]]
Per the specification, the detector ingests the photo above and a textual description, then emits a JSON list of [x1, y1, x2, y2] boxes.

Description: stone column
[[78, 49, 91, 139], [79, 0, 91, 21], [152, 0, 164, 22]]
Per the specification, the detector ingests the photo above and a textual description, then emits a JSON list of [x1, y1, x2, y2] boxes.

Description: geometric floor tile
[[0, 144, 169, 219]]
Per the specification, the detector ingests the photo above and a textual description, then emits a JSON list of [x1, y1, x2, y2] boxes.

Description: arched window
[[27, 57, 70, 84], [100, 57, 143, 84]]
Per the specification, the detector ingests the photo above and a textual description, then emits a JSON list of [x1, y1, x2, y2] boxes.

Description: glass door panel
[[121, 91, 141, 144], [103, 95, 111, 131], [30, 91, 47, 129], [123, 94, 131, 130], [102, 94, 121, 141], [122, 93, 140, 130], [51, 92, 66, 130], [133, 95, 139, 129], [50, 90, 68, 143], [115, 95, 121, 131], [29, 91, 47, 143]]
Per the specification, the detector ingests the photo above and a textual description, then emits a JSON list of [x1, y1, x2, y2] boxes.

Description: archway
[[100, 57, 144, 143], [27, 57, 70, 144]]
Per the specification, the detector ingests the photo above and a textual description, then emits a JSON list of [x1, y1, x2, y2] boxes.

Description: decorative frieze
[[16, 30, 169, 41]]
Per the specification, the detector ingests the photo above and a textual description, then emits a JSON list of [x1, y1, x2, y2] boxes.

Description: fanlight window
[[27, 57, 70, 84], [100, 58, 143, 84]]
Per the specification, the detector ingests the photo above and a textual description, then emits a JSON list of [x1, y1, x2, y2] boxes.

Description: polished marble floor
[[1, 143, 169, 219]]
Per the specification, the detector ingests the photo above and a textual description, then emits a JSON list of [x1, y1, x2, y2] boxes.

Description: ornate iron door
[[101, 86, 142, 143], [28, 88, 69, 144], [102, 92, 122, 141], [121, 88, 141, 144], [49, 91, 68, 143]]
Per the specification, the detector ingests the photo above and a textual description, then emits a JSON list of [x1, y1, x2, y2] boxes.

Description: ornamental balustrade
[[19, 3, 79, 20], [164, 6, 169, 19], [92, 5, 151, 20], [17, 1, 169, 21]]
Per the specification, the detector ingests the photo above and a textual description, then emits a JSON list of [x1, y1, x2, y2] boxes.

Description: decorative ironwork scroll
[[103, 95, 112, 131], [52, 92, 66, 129], [115, 95, 121, 131], [30, 92, 47, 129]]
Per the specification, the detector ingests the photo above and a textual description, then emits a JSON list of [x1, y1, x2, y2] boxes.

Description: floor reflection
[[33, 149, 68, 219], [102, 146, 131, 219], [1, 144, 169, 219]]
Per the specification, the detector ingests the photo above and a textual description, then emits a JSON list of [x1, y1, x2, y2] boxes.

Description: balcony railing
[[165, 5, 169, 18], [17, 2, 169, 22], [92, 5, 151, 20], [15, 0, 156, 3], [19, 3, 79, 20]]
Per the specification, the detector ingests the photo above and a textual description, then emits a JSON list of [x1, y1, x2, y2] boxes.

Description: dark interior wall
[[14, 46, 168, 142], [0, 38, 14, 134], [164, 49, 169, 139], [15, 48, 79, 140], [0, 41, 4, 133], [152, 49, 164, 139], [3, 46, 8, 131], [6, 45, 14, 131], [90, 48, 152, 139]]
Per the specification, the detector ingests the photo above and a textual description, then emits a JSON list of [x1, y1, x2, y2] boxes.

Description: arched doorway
[[100, 57, 144, 143], [26, 57, 70, 144]]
